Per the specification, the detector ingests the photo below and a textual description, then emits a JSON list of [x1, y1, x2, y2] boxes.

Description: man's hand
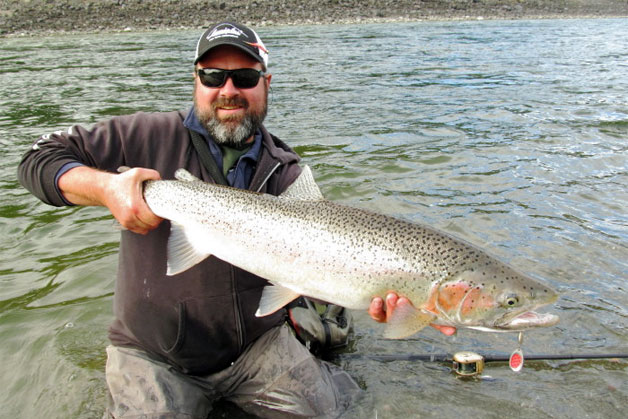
[[103, 167, 163, 234], [368, 292, 456, 336], [58, 166, 163, 235]]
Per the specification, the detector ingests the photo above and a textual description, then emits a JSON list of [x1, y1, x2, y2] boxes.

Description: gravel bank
[[1, 0, 627, 35]]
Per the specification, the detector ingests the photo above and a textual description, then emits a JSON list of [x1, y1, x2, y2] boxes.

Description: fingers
[[369, 292, 458, 336], [368, 292, 402, 323], [368, 296, 386, 323], [129, 170, 163, 234], [430, 324, 457, 336], [105, 168, 163, 234]]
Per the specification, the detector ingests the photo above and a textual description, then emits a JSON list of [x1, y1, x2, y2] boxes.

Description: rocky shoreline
[[1, 0, 627, 36]]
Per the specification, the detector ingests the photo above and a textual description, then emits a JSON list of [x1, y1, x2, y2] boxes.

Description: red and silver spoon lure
[[509, 332, 525, 372]]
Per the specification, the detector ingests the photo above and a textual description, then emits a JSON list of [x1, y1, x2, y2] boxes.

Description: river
[[1, 18, 626, 418]]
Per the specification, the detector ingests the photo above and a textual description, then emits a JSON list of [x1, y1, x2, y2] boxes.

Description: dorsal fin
[[175, 168, 201, 182], [280, 165, 324, 201]]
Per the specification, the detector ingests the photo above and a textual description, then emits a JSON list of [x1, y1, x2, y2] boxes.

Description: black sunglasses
[[197, 68, 265, 89]]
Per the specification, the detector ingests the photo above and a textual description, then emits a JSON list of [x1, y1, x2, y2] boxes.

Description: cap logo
[[249, 31, 269, 68], [245, 42, 268, 54], [206, 25, 246, 42]]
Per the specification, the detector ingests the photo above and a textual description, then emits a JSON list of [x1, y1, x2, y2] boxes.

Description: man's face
[[194, 45, 271, 148]]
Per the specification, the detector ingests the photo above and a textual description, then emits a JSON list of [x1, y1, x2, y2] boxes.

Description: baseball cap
[[194, 22, 269, 70]]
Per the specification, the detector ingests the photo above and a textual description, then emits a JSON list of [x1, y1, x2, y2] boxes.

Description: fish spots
[[437, 282, 471, 313], [435, 280, 497, 320], [460, 287, 485, 315], [145, 174, 557, 331]]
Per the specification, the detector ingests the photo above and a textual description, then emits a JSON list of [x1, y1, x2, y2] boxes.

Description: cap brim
[[195, 41, 265, 68]]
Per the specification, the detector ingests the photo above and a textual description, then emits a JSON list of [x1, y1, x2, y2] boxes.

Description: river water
[[1, 19, 626, 418]]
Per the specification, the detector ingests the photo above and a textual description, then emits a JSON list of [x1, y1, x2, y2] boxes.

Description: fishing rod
[[336, 352, 628, 376], [339, 352, 628, 362]]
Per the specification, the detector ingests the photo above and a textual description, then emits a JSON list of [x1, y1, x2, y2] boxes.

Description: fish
[[142, 166, 559, 339]]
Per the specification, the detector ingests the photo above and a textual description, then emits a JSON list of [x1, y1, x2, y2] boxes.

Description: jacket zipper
[[231, 265, 244, 351], [233, 162, 281, 351]]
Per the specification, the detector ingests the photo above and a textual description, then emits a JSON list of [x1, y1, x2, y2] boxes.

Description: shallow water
[[1, 19, 626, 418]]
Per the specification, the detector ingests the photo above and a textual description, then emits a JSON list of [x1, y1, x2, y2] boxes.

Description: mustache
[[212, 97, 249, 111]]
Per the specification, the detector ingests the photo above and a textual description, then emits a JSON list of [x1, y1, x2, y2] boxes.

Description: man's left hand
[[368, 293, 456, 336]]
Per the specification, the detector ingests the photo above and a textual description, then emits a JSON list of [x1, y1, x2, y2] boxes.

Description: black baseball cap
[[194, 22, 269, 70]]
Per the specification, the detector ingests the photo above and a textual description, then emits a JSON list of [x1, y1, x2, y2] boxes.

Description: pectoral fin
[[255, 285, 301, 317], [383, 303, 437, 339], [166, 221, 211, 276]]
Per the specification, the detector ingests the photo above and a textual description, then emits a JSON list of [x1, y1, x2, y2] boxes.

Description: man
[[18, 22, 454, 418]]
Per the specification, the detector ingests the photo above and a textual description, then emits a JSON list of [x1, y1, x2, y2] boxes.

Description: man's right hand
[[58, 166, 163, 235]]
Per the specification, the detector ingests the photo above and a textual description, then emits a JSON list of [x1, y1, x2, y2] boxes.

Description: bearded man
[[18, 22, 453, 418]]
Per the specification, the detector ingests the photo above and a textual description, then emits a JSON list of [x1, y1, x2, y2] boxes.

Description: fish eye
[[506, 295, 519, 307], [504, 295, 519, 307]]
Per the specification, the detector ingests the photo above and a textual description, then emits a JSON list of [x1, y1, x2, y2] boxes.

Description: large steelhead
[[143, 167, 559, 338]]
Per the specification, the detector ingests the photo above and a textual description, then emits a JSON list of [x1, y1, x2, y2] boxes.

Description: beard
[[194, 87, 268, 149]]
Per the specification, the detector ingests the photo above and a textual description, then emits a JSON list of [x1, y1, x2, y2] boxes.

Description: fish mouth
[[494, 310, 560, 331], [464, 310, 560, 332]]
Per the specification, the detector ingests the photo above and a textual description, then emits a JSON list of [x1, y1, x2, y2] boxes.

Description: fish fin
[[280, 165, 324, 201], [383, 304, 436, 339], [166, 221, 210, 276], [255, 285, 301, 317], [174, 168, 201, 182]]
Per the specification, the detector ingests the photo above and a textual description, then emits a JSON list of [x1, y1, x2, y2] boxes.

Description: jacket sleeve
[[17, 112, 176, 207], [17, 120, 125, 206]]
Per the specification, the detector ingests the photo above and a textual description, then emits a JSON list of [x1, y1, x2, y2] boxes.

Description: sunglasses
[[197, 68, 265, 89]]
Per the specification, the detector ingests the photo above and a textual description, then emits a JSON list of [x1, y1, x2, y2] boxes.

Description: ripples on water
[[1, 19, 626, 418]]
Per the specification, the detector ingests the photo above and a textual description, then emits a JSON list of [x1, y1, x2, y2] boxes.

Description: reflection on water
[[1, 18, 627, 418]]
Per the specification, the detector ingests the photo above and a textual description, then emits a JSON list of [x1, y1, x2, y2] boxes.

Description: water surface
[[1, 19, 626, 418]]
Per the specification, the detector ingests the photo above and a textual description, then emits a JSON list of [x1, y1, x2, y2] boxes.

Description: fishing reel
[[452, 351, 485, 376], [453, 333, 525, 376]]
